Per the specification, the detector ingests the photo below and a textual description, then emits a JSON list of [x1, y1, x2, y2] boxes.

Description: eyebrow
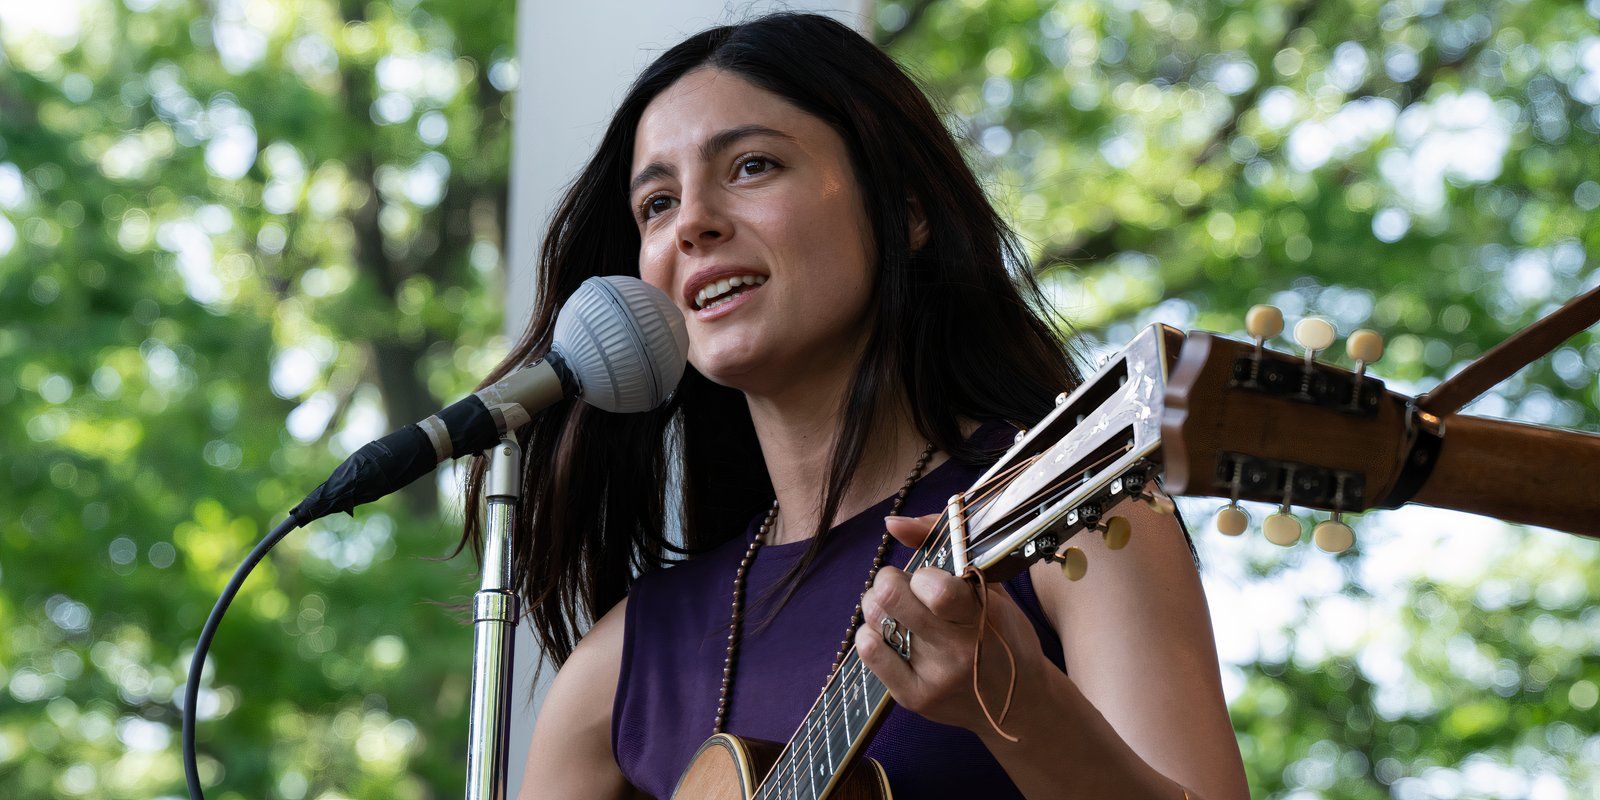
[[628, 124, 797, 197]]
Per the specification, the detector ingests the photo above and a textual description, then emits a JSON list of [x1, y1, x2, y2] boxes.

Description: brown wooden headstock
[[1162, 321, 1412, 526], [1158, 304, 1600, 542], [917, 304, 1599, 588], [1159, 306, 1423, 552]]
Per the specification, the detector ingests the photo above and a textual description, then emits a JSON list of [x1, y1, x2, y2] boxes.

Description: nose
[[674, 188, 731, 255]]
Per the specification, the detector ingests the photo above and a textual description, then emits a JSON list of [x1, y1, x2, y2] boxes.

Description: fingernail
[[884, 515, 913, 525]]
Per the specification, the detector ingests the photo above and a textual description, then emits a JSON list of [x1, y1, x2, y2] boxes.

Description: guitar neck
[[753, 518, 969, 800], [1411, 413, 1600, 537], [753, 650, 898, 800]]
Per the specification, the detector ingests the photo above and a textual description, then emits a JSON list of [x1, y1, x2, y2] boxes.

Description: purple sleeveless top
[[612, 424, 1068, 798]]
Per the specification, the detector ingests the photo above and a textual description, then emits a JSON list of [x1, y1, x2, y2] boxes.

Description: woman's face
[[630, 68, 876, 396]]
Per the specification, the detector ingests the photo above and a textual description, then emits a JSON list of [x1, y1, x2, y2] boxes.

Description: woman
[[462, 13, 1247, 800]]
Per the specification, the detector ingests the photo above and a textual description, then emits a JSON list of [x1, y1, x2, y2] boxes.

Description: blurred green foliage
[[881, 0, 1600, 797], [1, 0, 511, 797], [1, 0, 1597, 798]]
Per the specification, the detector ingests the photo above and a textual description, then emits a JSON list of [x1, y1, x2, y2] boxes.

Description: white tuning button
[[1347, 329, 1384, 364], [1216, 504, 1249, 536], [1101, 516, 1132, 550], [1263, 512, 1303, 546], [1293, 317, 1336, 353], [1246, 305, 1284, 341], [1058, 547, 1088, 581], [1313, 518, 1355, 553], [1345, 328, 1384, 409]]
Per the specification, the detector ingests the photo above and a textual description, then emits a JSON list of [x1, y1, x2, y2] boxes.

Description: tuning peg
[[1293, 316, 1336, 355], [1057, 546, 1088, 581], [1100, 516, 1132, 550], [1144, 492, 1176, 515], [1215, 503, 1249, 536], [1313, 513, 1355, 553], [1345, 328, 1384, 409], [1246, 304, 1284, 341], [1291, 316, 1337, 395], [1244, 305, 1284, 385], [1130, 479, 1176, 515], [1347, 329, 1384, 367], [1123, 472, 1175, 516], [1262, 510, 1303, 546]]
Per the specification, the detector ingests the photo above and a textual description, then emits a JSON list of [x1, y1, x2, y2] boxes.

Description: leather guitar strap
[[1417, 282, 1600, 418], [1377, 282, 1600, 509]]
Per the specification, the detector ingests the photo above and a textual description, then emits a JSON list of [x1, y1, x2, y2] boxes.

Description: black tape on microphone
[[288, 394, 504, 524]]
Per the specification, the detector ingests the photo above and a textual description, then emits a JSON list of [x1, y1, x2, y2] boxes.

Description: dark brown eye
[[643, 195, 677, 219], [740, 157, 773, 176]]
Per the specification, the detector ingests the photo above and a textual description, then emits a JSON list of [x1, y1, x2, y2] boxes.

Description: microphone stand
[[465, 435, 522, 800]]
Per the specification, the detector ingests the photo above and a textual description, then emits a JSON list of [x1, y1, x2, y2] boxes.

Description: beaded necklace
[[713, 442, 938, 734]]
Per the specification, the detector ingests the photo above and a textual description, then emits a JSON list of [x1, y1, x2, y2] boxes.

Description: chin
[[689, 339, 772, 391], [690, 356, 765, 390]]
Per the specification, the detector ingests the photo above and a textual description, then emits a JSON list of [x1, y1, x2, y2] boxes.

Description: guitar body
[[670, 733, 893, 800]]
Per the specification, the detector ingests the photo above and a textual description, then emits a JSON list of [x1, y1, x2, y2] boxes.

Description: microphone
[[288, 275, 687, 525]]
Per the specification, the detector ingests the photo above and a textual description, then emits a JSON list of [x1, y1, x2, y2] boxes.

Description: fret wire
[[749, 623, 902, 797], [811, 695, 827, 786], [771, 657, 881, 798], [804, 722, 817, 800], [778, 748, 796, 800], [819, 684, 834, 775]]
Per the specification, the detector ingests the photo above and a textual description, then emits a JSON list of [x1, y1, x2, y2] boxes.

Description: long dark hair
[[456, 12, 1082, 667]]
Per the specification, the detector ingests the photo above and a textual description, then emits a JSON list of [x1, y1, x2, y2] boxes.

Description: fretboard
[[750, 447, 1048, 798], [751, 532, 965, 800], [751, 648, 893, 800]]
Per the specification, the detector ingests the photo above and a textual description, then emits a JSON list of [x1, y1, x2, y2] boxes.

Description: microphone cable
[[181, 512, 304, 799], [179, 274, 688, 797]]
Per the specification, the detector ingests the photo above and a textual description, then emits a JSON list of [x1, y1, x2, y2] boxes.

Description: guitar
[[669, 309, 1600, 800]]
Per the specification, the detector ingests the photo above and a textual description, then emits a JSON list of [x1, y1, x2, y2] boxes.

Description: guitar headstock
[[913, 307, 1422, 588], [1161, 305, 1417, 553], [915, 324, 1185, 584]]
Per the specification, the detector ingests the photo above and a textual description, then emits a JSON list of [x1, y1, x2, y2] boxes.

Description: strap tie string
[[962, 565, 1018, 743]]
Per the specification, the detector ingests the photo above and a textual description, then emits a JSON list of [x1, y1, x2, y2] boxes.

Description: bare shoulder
[[569, 594, 630, 671], [520, 598, 642, 800], [1026, 498, 1249, 800]]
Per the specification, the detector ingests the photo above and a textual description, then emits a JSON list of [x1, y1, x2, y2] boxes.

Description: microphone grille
[[550, 275, 688, 413]]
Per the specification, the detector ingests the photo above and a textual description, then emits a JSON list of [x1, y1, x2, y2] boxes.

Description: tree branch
[[336, 1, 441, 516], [1034, 1, 1493, 276], [1035, 0, 1319, 270]]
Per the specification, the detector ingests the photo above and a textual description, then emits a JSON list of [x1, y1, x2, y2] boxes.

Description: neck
[[744, 366, 932, 546]]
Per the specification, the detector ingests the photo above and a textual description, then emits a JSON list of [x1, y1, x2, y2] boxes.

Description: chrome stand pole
[[465, 435, 521, 800]]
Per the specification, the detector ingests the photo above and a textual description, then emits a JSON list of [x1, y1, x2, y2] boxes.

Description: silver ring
[[879, 615, 913, 661]]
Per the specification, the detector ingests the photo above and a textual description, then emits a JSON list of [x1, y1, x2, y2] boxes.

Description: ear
[[907, 195, 930, 252]]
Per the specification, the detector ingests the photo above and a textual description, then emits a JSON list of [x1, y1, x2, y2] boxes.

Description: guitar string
[[758, 442, 1129, 800], [756, 366, 1158, 792], [757, 441, 1141, 797], [766, 439, 1132, 760], [752, 453, 1040, 798], [753, 453, 1046, 797], [762, 439, 1142, 796], [754, 453, 1038, 798]]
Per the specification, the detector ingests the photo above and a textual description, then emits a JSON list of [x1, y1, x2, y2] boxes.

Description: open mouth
[[692, 274, 768, 311]]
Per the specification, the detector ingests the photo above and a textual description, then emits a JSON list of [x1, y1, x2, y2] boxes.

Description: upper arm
[[1028, 497, 1249, 800], [519, 597, 644, 800]]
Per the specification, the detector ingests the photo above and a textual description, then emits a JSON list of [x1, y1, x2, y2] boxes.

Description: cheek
[[773, 196, 874, 309], [636, 235, 674, 295]]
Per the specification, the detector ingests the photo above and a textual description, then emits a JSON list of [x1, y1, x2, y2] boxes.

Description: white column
[[502, 2, 872, 795]]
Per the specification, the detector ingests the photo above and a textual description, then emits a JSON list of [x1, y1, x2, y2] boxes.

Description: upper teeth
[[694, 274, 767, 310]]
